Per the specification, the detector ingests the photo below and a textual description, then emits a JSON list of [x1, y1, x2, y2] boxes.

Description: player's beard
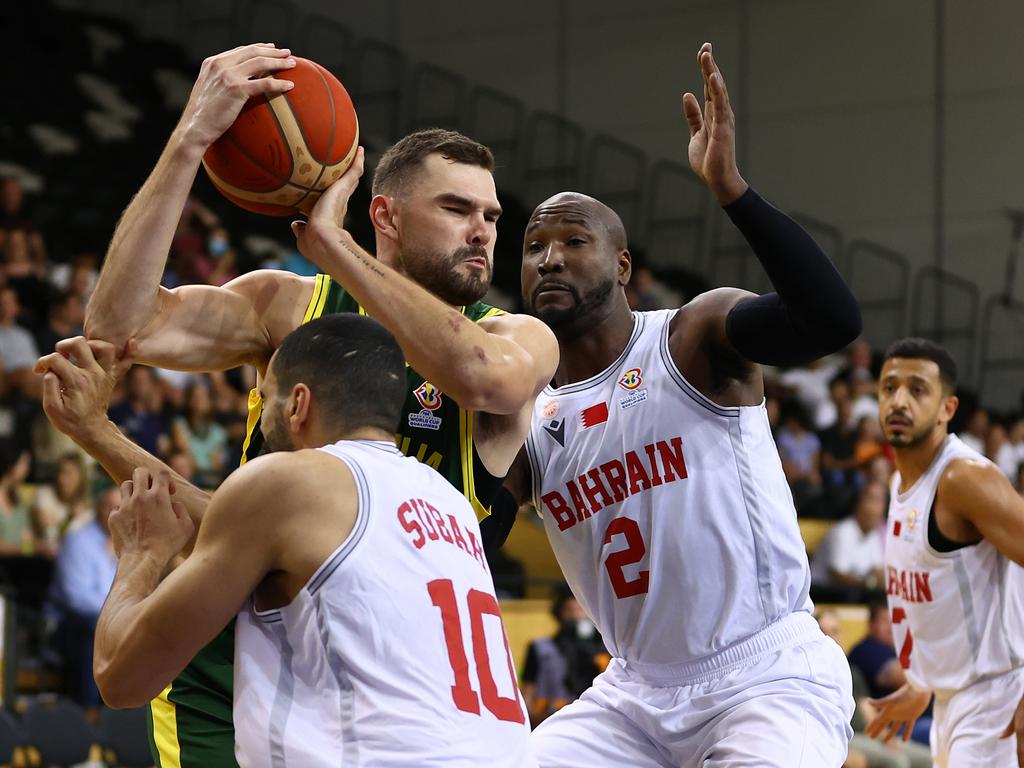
[[402, 244, 491, 306], [262, 406, 295, 454], [883, 411, 939, 448], [528, 278, 615, 340]]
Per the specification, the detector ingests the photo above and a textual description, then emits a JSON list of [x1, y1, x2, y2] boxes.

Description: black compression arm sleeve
[[480, 485, 519, 555], [723, 188, 862, 366]]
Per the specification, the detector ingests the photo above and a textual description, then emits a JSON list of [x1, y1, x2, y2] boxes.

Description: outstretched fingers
[[682, 92, 704, 138]]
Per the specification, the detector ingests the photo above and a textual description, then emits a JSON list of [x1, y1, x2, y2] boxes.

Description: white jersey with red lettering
[[886, 433, 1024, 695], [233, 440, 533, 767], [525, 309, 814, 670]]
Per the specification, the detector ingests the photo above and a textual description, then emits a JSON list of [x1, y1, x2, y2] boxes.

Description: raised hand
[[682, 42, 748, 204], [291, 146, 366, 260], [179, 43, 297, 149]]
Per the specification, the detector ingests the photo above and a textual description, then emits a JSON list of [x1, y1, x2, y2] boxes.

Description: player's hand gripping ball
[[202, 56, 358, 216]]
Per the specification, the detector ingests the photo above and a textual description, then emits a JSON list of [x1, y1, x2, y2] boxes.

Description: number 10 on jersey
[[428, 579, 525, 724]]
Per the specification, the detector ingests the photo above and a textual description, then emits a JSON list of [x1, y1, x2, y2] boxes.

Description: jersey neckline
[[894, 434, 956, 503], [543, 312, 646, 396]]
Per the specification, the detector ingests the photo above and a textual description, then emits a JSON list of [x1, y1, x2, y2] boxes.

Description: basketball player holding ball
[[82, 44, 556, 766], [506, 43, 860, 766]]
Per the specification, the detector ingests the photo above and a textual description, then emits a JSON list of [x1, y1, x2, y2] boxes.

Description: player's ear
[[289, 383, 313, 431], [370, 195, 399, 241], [939, 393, 959, 426], [618, 249, 632, 286]]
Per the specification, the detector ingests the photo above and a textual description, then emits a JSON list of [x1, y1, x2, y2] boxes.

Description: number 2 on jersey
[[603, 517, 650, 599], [891, 606, 913, 669], [428, 579, 525, 724]]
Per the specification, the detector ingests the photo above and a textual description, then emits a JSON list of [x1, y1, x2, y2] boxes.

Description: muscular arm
[[298, 220, 558, 415], [940, 459, 1024, 566], [84, 44, 297, 370], [721, 189, 862, 366], [679, 43, 860, 371], [85, 134, 207, 346], [116, 270, 313, 372]]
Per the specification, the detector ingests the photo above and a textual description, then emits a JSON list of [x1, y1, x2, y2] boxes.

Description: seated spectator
[[624, 266, 679, 311], [108, 365, 170, 457], [0, 176, 46, 267], [848, 602, 931, 746], [521, 588, 608, 727], [2, 228, 49, 326], [853, 415, 888, 469], [849, 602, 904, 700], [167, 449, 197, 485], [172, 379, 228, 488], [49, 252, 99, 305], [957, 407, 988, 455], [47, 484, 118, 709], [32, 452, 92, 556], [205, 226, 240, 286], [0, 286, 41, 400], [816, 610, 931, 768], [841, 339, 879, 396], [776, 403, 822, 509], [820, 381, 860, 490], [811, 481, 887, 597], [0, 445, 34, 555], [34, 289, 84, 358], [985, 422, 1019, 480], [778, 356, 844, 430], [864, 453, 893, 482], [209, 368, 252, 463]]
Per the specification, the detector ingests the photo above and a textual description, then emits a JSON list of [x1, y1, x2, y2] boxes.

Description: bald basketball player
[[82, 43, 556, 766], [507, 43, 861, 766]]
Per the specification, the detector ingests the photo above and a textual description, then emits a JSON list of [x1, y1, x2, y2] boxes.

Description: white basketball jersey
[[526, 310, 813, 669], [234, 440, 533, 767], [886, 434, 1024, 694]]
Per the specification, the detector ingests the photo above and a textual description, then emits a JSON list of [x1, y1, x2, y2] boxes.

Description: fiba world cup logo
[[618, 368, 643, 391], [414, 381, 443, 411]]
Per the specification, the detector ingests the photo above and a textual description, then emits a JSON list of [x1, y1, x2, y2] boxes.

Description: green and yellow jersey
[[147, 273, 506, 766]]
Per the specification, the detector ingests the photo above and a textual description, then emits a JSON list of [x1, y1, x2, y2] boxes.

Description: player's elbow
[[94, 657, 151, 709], [454, 371, 535, 415], [83, 306, 126, 346]]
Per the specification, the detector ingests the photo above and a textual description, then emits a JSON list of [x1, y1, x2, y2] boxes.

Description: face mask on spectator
[[209, 237, 230, 257]]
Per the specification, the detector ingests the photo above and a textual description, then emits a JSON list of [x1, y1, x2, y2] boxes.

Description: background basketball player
[[866, 338, 1024, 767]]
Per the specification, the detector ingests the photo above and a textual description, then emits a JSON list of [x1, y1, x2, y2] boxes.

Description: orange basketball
[[202, 57, 358, 216]]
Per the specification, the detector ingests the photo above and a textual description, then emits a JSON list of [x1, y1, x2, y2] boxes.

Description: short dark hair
[[372, 128, 494, 196], [883, 337, 958, 393], [270, 314, 406, 435]]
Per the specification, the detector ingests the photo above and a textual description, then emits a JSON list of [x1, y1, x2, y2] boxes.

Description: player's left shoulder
[[938, 457, 1015, 514], [220, 450, 353, 515], [671, 286, 757, 335]]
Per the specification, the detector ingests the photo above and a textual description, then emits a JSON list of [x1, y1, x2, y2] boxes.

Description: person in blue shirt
[[48, 484, 119, 708]]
